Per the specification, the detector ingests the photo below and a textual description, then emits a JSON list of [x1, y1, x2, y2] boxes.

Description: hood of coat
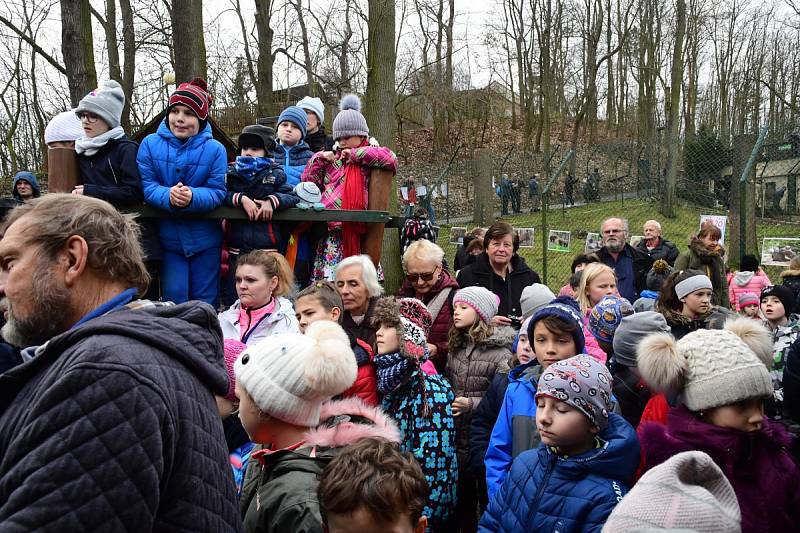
[[688, 237, 725, 262], [657, 302, 729, 328], [509, 359, 543, 383], [12, 171, 42, 200], [478, 325, 517, 349], [157, 118, 213, 148], [218, 296, 295, 329], [542, 412, 640, 481], [780, 269, 800, 279], [733, 271, 755, 286], [303, 397, 401, 448]]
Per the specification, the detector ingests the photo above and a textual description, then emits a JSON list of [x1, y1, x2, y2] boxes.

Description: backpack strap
[[426, 286, 453, 321]]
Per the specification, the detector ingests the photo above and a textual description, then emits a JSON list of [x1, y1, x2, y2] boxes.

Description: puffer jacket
[[484, 362, 543, 498], [0, 300, 242, 532], [469, 361, 513, 475], [582, 310, 609, 363], [479, 413, 639, 533], [456, 253, 541, 319], [674, 238, 730, 308], [224, 159, 299, 253], [657, 303, 733, 340], [398, 270, 459, 372], [338, 331, 379, 407], [138, 120, 227, 255], [447, 326, 514, 466], [218, 297, 299, 346], [273, 141, 314, 187], [780, 269, 800, 315], [729, 270, 771, 310], [240, 397, 400, 533], [640, 405, 800, 533]]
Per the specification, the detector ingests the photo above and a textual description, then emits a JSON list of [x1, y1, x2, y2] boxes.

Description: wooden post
[[363, 168, 392, 266], [47, 148, 81, 193], [473, 149, 493, 226]]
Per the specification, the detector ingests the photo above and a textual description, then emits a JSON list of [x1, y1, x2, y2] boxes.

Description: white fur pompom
[[637, 332, 686, 393], [303, 320, 358, 396], [339, 93, 362, 112], [724, 317, 774, 368]]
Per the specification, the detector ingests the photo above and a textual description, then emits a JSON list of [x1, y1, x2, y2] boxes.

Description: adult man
[[635, 219, 680, 265], [335, 254, 383, 349], [528, 174, 540, 212], [597, 217, 653, 302], [0, 195, 242, 531], [11, 171, 41, 203]]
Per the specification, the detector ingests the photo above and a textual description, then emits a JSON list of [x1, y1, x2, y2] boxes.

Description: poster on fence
[[548, 230, 571, 252], [585, 232, 602, 253], [449, 227, 467, 244], [761, 238, 800, 266], [416, 185, 428, 197], [629, 235, 645, 248], [400, 187, 409, 201], [518, 228, 535, 248], [431, 183, 448, 199], [699, 215, 728, 246]]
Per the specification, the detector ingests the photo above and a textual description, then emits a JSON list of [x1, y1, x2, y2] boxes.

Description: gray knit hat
[[612, 312, 670, 367], [234, 320, 357, 427], [536, 354, 613, 429], [453, 286, 499, 324], [333, 94, 369, 140], [520, 284, 556, 319], [602, 451, 741, 533], [638, 318, 773, 411], [75, 80, 125, 129]]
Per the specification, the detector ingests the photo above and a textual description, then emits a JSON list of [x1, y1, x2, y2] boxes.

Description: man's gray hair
[[644, 219, 662, 232], [335, 255, 383, 297], [601, 217, 629, 235]]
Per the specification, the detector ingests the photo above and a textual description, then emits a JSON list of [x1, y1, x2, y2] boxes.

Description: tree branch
[[0, 14, 67, 75]]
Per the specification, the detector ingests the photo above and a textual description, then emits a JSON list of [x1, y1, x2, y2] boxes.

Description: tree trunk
[[61, 0, 97, 106], [119, 0, 135, 130], [293, 0, 315, 95], [254, 0, 274, 116], [662, 0, 685, 219], [171, 0, 207, 83]]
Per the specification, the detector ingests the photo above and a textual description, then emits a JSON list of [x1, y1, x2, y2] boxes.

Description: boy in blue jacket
[[138, 77, 226, 306], [479, 355, 639, 533], [484, 296, 585, 498], [273, 105, 314, 187]]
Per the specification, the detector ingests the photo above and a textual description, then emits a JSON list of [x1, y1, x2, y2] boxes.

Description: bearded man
[[596, 217, 654, 302]]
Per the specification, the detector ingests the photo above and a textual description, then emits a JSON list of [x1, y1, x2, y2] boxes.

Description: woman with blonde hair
[[576, 262, 619, 363], [218, 250, 299, 345]]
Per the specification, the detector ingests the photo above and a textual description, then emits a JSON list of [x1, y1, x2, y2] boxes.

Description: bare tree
[[61, 0, 97, 106], [662, 0, 686, 218], [171, 0, 207, 83]]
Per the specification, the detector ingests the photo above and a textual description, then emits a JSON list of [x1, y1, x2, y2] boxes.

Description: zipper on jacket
[[525, 453, 557, 526], [109, 158, 119, 184]]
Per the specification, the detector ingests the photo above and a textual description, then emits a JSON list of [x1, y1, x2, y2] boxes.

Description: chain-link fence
[[402, 125, 800, 293]]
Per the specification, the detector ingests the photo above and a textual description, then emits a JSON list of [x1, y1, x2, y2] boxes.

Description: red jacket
[[341, 336, 379, 406]]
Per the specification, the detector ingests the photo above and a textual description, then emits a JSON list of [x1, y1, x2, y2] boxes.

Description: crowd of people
[[0, 78, 799, 533]]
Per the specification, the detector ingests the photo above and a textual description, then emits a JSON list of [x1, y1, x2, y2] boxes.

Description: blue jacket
[[224, 160, 299, 253], [485, 361, 542, 498], [138, 121, 227, 255], [479, 413, 639, 533], [273, 141, 313, 187]]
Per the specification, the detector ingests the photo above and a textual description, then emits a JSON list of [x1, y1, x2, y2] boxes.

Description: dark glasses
[[406, 270, 437, 282]]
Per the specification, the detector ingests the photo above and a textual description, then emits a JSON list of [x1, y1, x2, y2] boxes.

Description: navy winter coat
[[479, 413, 639, 533], [273, 141, 314, 187], [78, 137, 144, 207], [224, 161, 299, 252], [469, 367, 511, 474], [0, 300, 242, 531], [138, 120, 227, 256]]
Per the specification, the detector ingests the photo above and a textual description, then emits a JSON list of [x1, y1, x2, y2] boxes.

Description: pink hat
[[738, 292, 760, 310], [223, 339, 247, 401]]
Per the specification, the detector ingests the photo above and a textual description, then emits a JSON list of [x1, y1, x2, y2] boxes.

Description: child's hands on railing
[[169, 183, 192, 208]]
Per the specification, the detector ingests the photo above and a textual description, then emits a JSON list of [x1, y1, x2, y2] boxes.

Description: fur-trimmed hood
[[303, 396, 400, 448], [688, 237, 725, 261], [779, 269, 800, 278], [479, 325, 517, 348]]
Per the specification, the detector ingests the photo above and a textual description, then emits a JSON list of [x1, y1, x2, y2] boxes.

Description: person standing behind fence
[[635, 219, 679, 265], [528, 173, 540, 212], [301, 94, 398, 280], [138, 77, 226, 306]]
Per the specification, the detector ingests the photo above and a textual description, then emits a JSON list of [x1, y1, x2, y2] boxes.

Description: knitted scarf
[[234, 156, 271, 180], [341, 139, 369, 258], [373, 351, 412, 394], [74, 126, 126, 156]]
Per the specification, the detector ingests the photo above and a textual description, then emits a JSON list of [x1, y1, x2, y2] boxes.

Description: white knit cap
[[297, 96, 325, 124], [234, 320, 358, 426], [44, 110, 84, 144], [603, 451, 741, 532]]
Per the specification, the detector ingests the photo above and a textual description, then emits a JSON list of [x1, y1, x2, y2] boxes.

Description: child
[[729, 254, 772, 311], [236, 321, 401, 533], [484, 296, 585, 498], [272, 105, 314, 187], [519, 283, 555, 320], [611, 311, 671, 427], [295, 280, 379, 406], [446, 286, 514, 529], [760, 285, 800, 423], [138, 77, 226, 305], [223, 123, 299, 306], [372, 296, 457, 531], [44, 109, 84, 149], [297, 95, 334, 153], [633, 258, 672, 312], [11, 171, 40, 203], [587, 294, 634, 362], [217, 250, 299, 346], [779, 256, 800, 315], [577, 262, 619, 362], [638, 319, 800, 531], [654, 269, 732, 340], [216, 338, 253, 497], [737, 292, 761, 319], [301, 94, 398, 280], [318, 437, 429, 533], [558, 252, 600, 298], [479, 355, 640, 532]]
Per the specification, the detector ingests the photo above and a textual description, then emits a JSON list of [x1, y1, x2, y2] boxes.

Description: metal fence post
[[738, 125, 769, 263]]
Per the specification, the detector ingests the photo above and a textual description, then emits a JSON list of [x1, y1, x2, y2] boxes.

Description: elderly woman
[[397, 239, 459, 371], [634, 219, 679, 265], [674, 222, 730, 308], [335, 254, 383, 349], [456, 221, 541, 327]]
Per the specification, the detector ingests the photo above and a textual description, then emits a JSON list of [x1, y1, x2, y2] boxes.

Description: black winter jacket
[[612, 366, 652, 427], [597, 244, 654, 301], [456, 253, 541, 319], [781, 270, 800, 315], [0, 301, 243, 532], [305, 127, 335, 153], [635, 237, 680, 265], [468, 365, 511, 474], [224, 162, 299, 253]]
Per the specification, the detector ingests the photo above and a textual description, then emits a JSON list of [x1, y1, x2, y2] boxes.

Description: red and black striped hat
[[168, 77, 211, 121]]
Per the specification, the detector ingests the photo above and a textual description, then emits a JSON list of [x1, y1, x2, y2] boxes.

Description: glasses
[[77, 112, 99, 123], [406, 269, 438, 283]]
